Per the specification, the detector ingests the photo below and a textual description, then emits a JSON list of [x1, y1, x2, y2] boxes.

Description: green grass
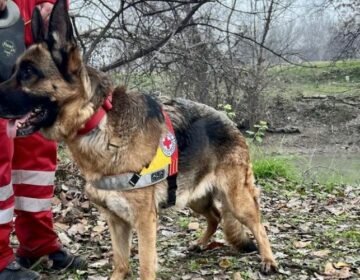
[[268, 60, 360, 97], [324, 214, 349, 226], [249, 144, 299, 181], [324, 229, 360, 244], [178, 217, 190, 230], [342, 230, 360, 243], [271, 60, 360, 82], [187, 260, 201, 271], [252, 156, 298, 181]]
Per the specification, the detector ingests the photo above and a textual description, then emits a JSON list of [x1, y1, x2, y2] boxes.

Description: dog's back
[[159, 96, 250, 191]]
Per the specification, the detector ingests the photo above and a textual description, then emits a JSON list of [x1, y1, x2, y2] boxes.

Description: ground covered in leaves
[[20, 154, 360, 280]]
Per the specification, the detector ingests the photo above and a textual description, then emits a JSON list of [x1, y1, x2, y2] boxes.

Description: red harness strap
[[77, 95, 113, 136], [162, 109, 178, 207], [162, 110, 178, 176]]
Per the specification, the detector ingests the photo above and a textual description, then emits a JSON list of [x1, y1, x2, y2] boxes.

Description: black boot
[[18, 249, 87, 271], [0, 261, 41, 280], [48, 249, 87, 270]]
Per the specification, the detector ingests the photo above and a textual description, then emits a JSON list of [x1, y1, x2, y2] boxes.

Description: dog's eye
[[17, 62, 44, 83], [19, 65, 34, 81]]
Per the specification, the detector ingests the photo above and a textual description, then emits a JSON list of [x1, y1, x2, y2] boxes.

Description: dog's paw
[[238, 239, 258, 253], [260, 259, 278, 275], [188, 241, 204, 252]]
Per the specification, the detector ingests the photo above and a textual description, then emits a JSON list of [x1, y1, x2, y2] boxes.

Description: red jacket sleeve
[[36, 0, 57, 4]]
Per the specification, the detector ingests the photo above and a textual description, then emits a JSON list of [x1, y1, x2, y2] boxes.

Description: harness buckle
[[129, 173, 141, 187]]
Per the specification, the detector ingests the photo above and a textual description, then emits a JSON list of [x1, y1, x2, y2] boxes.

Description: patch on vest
[[160, 132, 176, 157], [151, 169, 166, 182], [2, 40, 16, 57]]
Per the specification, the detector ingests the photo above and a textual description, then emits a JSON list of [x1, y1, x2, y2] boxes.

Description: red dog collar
[[77, 94, 113, 136]]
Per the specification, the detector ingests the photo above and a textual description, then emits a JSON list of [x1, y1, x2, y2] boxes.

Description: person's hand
[[36, 2, 53, 27], [0, 0, 7, 12]]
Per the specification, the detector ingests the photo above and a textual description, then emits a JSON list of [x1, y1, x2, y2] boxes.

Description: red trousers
[[0, 119, 60, 271]]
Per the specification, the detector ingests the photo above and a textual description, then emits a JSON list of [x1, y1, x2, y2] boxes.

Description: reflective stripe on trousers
[[12, 170, 55, 186], [0, 207, 14, 224], [0, 181, 13, 201], [0, 181, 14, 224], [15, 197, 52, 212], [10, 170, 55, 212]]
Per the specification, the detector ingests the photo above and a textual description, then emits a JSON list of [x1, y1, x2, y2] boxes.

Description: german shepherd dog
[[0, 0, 277, 278]]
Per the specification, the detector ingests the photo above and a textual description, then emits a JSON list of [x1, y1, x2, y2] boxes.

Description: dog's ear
[[47, 0, 80, 80], [31, 8, 45, 44], [48, 0, 74, 46]]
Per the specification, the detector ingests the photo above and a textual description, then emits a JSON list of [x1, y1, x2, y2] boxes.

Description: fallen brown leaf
[[188, 222, 200, 231], [294, 240, 311, 248], [219, 258, 231, 269], [89, 259, 109, 269], [93, 224, 106, 233], [233, 272, 243, 280], [313, 249, 331, 258], [338, 267, 352, 279], [206, 241, 225, 250], [55, 222, 69, 231], [334, 262, 350, 269], [324, 262, 336, 275]]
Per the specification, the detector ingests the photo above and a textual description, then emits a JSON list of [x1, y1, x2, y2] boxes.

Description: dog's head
[[0, 0, 93, 139]]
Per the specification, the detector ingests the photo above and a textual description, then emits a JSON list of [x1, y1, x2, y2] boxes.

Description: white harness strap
[[91, 167, 169, 191]]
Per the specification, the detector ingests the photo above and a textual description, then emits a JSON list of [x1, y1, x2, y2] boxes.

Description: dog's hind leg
[[222, 208, 257, 253], [220, 165, 277, 274], [106, 215, 132, 280], [189, 199, 221, 248]]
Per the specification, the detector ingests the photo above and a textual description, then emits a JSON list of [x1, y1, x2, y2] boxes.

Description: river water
[[293, 152, 360, 185]]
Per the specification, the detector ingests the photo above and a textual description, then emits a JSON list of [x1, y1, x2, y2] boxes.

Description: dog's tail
[[222, 208, 258, 252]]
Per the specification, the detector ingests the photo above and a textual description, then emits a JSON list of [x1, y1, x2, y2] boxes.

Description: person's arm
[[36, 2, 54, 26], [0, 0, 7, 11], [36, 0, 56, 4], [35, 0, 68, 27]]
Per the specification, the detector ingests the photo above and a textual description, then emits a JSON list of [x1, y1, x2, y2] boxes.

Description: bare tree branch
[[100, 0, 210, 72]]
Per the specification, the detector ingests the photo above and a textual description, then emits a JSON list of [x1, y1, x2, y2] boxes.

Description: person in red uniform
[[0, 0, 86, 279]]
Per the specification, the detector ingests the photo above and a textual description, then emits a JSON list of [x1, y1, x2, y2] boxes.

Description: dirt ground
[[264, 94, 360, 154], [27, 159, 359, 280]]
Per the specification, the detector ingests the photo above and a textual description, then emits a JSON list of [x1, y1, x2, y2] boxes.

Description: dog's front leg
[[107, 215, 132, 280], [136, 205, 157, 280]]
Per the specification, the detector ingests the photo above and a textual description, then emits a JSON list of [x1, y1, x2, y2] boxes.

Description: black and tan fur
[[0, 0, 277, 279]]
